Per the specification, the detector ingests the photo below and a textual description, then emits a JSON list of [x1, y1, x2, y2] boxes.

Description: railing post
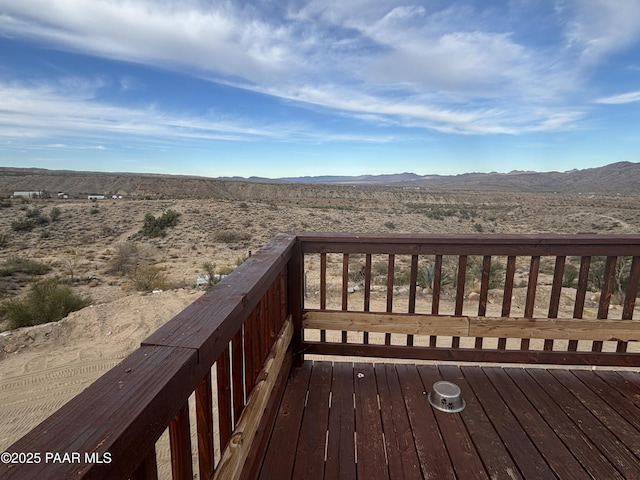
[[288, 237, 304, 366]]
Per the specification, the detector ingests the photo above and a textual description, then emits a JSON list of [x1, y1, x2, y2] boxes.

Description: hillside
[[0, 161, 638, 199]]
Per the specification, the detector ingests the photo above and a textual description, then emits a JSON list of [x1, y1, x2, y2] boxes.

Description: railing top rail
[[296, 232, 640, 255]]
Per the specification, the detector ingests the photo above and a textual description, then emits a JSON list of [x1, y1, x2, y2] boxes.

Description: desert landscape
[[1, 166, 640, 471]]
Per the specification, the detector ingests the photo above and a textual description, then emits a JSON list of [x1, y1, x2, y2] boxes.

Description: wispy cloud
[[595, 91, 640, 104], [0, 0, 635, 139]]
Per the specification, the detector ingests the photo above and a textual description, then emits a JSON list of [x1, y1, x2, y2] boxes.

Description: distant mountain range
[[1, 161, 638, 198], [224, 161, 640, 194]]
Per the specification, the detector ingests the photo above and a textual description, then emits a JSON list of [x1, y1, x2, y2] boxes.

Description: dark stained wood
[[259, 362, 312, 480], [292, 362, 333, 479], [528, 368, 640, 479], [354, 362, 389, 480], [461, 366, 556, 479], [439, 365, 523, 480], [259, 361, 640, 480], [485, 367, 589, 479], [302, 341, 640, 367], [623, 255, 640, 319], [342, 253, 349, 343], [232, 328, 245, 425], [364, 253, 372, 344], [549, 255, 565, 318], [320, 252, 327, 309], [505, 368, 625, 479], [396, 364, 454, 479], [217, 345, 233, 450], [240, 350, 293, 480], [524, 255, 540, 318], [130, 448, 158, 480], [325, 362, 356, 480], [375, 364, 422, 480], [455, 255, 467, 316], [385, 254, 394, 344], [548, 369, 640, 457], [598, 256, 618, 320], [417, 365, 488, 480], [195, 372, 215, 479], [287, 237, 303, 366], [169, 402, 194, 480], [574, 255, 591, 319], [298, 233, 640, 256], [431, 254, 442, 315], [478, 255, 491, 317]]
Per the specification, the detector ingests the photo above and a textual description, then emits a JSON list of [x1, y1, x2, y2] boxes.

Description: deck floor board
[[259, 361, 640, 479]]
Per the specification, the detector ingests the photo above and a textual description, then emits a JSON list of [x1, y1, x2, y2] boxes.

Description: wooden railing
[[297, 233, 640, 366], [3, 233, 640, 480], [2, 233, 300, 480]]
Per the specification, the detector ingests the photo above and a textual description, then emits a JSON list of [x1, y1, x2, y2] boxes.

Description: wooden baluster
[[217, 345, 233, 451], [363, 253, 372, 344], [320, 252, 327, 343], [593, 256, 617, 352], [130, 446, 158, 480], [499, 255, 516, 350], [232, 328, 245, 424], [169, 402, 193, 480], [430, 255, 443, 347], [453, 255, 467, 348], [521, 256, 540, 351], [341, 253, 349, 343], [251, 309, 262, 385], [407, 254, 418, 346], [196, 372, 215, 478], [244, 313, 255, 396], [570, 256, 591, 352], [620, 256, 640, 352], [385, 254, 395, 345], [546, 256, 566, 352], [476, 255, 492, 349]]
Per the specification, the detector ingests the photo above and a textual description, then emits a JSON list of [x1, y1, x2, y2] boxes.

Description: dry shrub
[[130, 265, 168, 292], [109, 243, 139, 274]]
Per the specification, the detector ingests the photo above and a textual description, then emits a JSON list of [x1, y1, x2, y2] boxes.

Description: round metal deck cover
[[428, 381, 466, 413]]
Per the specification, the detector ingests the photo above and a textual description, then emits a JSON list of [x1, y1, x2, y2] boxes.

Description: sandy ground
[[0, 289, 202, 454]]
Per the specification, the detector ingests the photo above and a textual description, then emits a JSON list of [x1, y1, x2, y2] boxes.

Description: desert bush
[[50, 206, 61, 221], [108, 243, 139, 274], [11, 217, 35, 232], [0, 232, 8, 248], [214, 231, 251, 243], [130, 265, 168, 291], [562, 263, 579, 288], [0, 257, 51, 277], [141, 209, 180, 237], [2, 277, 91, 329]]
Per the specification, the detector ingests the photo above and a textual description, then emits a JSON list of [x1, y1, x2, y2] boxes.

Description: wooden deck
[[260, 361, 640, 480]]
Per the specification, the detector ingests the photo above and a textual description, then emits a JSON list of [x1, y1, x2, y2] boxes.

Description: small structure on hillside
[[13, 191, 46, 199]]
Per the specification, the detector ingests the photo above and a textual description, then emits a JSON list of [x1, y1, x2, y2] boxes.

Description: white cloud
[[0, 0, 622, 137], [560, 0, 640, 64], [595, 91, 640, 104]]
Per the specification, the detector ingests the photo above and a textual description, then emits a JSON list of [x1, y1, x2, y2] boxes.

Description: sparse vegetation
[[141, 209, 180, 237], [130, 264, 168, 291], [0, 257, 51, 277], [214, 231, 251, 243], [1, 277, 91, 329]]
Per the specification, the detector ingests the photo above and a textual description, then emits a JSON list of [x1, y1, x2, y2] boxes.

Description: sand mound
[[0, 288, 203, 451]]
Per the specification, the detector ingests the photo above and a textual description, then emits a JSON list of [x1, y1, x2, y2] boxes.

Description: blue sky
[[1, 0, 639, 178]]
